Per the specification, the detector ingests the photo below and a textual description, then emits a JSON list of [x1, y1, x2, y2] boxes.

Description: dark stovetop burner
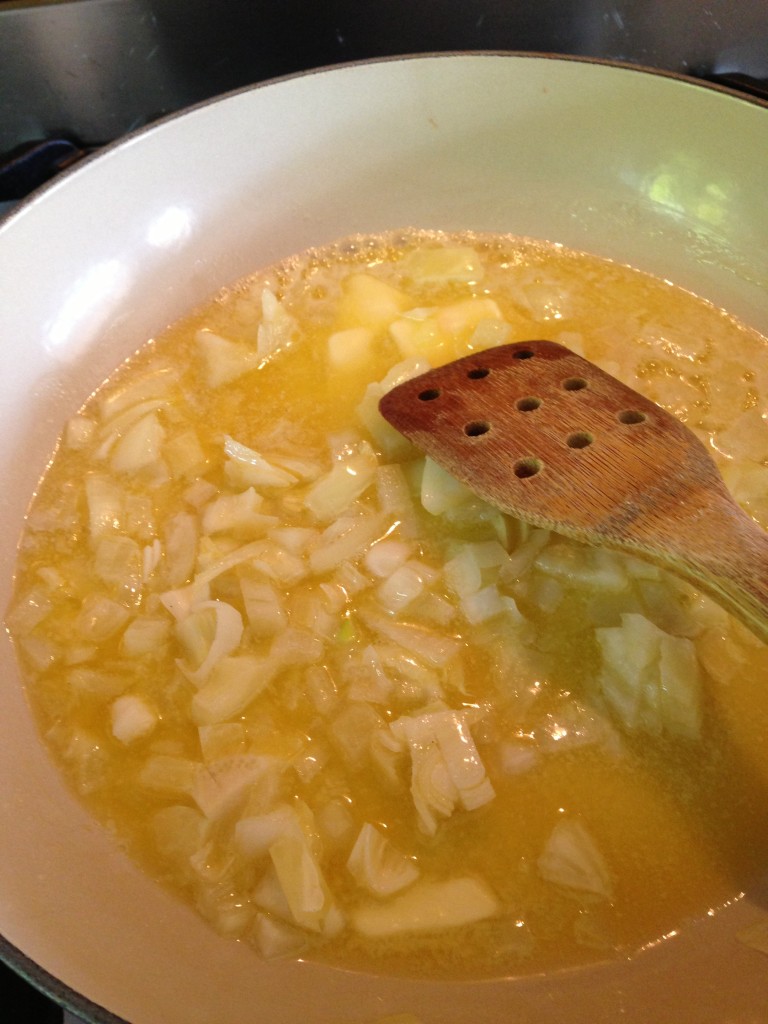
[[0, 958, 65, 1023]]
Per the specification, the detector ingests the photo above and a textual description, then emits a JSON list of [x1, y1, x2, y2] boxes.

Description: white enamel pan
[[1, 53, 768, 1024]]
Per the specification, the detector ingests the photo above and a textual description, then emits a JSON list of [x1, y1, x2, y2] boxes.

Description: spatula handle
[[650, 493, 768, 646]]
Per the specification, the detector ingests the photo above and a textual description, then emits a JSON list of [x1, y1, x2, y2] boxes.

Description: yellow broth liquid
[[9, 230, 768, 979]]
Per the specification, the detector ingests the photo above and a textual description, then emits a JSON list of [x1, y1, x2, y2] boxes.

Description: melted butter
[[9, 229, 768, 980]]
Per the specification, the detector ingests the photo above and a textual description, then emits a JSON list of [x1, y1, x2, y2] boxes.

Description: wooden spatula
[[378, 339, 768, 644]]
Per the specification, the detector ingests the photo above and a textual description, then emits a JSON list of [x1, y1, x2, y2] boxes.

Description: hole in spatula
[[464, 421, 490, 437], [513, 348, 535, 360], [516, 396, 542, 412], [618, 409, 646, 425], [418, 388, 441, 402], [567, 431, 594, 449], [514, 457, 542, 478], [467, 367, 489, 379], [563, 377, 588, 391]]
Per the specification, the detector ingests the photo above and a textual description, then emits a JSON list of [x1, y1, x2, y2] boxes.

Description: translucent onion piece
[[175, 599, 243, 686], [346, 823, 419, 897], [538, 818, 614, 900], [350, 876, 499, 938]]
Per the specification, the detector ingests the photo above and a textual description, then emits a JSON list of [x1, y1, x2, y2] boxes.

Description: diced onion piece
[[163, 429, 208, 479], [469, 318, 513, 351], [191, 654, 273, 725], [175, 599, 243, 685], [421, 458, 477, 515], [192, 754, 277, 820], [391, 707, 494, 833], [94, 534, 142, 591], [98, 363, 174, 421], [309, 514, 384, 575], [446, 540, 510, 603], [336, 273, 411, 331], [241, 578, 287, 637], [538, 818, 613, 900], [65, 415, 96, 450], [236, 804, 302, 859], [350, 876, 498, 938], [596, 613, 701, 739], [435, 298, 502, 338], [389, 316, 449, 362], [327, 326, 374, 372], [346, 823, 419, 897], [375, 562, 431, 614], [268, 526, 318, 554], [270, 627, 324, 668], [85, 473, 125, 537], [223, 435, 298, 488], [67, 666, 128, 698], [364, 539, 412, 578], [142, 538, 162, 580], [362, 612, 462, 668], [269, 830, 336, 933], [151, 805, 206, 865], [110, 411, 165, 474], [535, 542, 630, 592], [499, 527, 551, 583], [160, 539, 279, 620], [196, 329, 260, 387], [304, 442, 378, 521], [399, 246, 484, 285], [6, 586, 53, 634], [444, 547, 483, 598], [75, 594, 130, 642], [201, 487, 267, 537], [257, 288, 297, 360], [252, 913, 309, 961], [658, 633, 703, 740], [110, 693, 158, 744], [375, 463, 418, 527], [138, 754, 199, 797], [198, 722, 246, 762]]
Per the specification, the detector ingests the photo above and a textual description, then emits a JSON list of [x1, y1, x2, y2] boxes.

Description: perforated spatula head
[[378, 340, 768, 643]]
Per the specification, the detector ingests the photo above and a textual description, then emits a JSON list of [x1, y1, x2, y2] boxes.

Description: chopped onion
[[175, 599, 244, 685], [191, 653, 274, 725], [196, 329, 260, 387], [399, 246, 484, 285], [538, 818, 613, 900], [192, 754, 278, 820], [420, 458, 477, 515], [364, 538, 412, 578], [223, 435, 297, 488], [240, 578, 287, 637], [375, 562, 431, 614], [361, 610, 462, 668], [201, 487, 266, 537], [304, 442, 378, 521], [252, 913, 309, 961], [327, 326, 374, 373], [257, 288, 297, 360], [308, 514, 385, 575], [346, 823, 419, 897], [110, 693, 158, 744], [110, 411, 165, 474], [350, 876, 499, 938], [85, 473, 125, 537], [336, 272, 411, 331]]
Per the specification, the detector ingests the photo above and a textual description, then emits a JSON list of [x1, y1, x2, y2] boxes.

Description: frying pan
[[1, 53, 767, 1023]]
